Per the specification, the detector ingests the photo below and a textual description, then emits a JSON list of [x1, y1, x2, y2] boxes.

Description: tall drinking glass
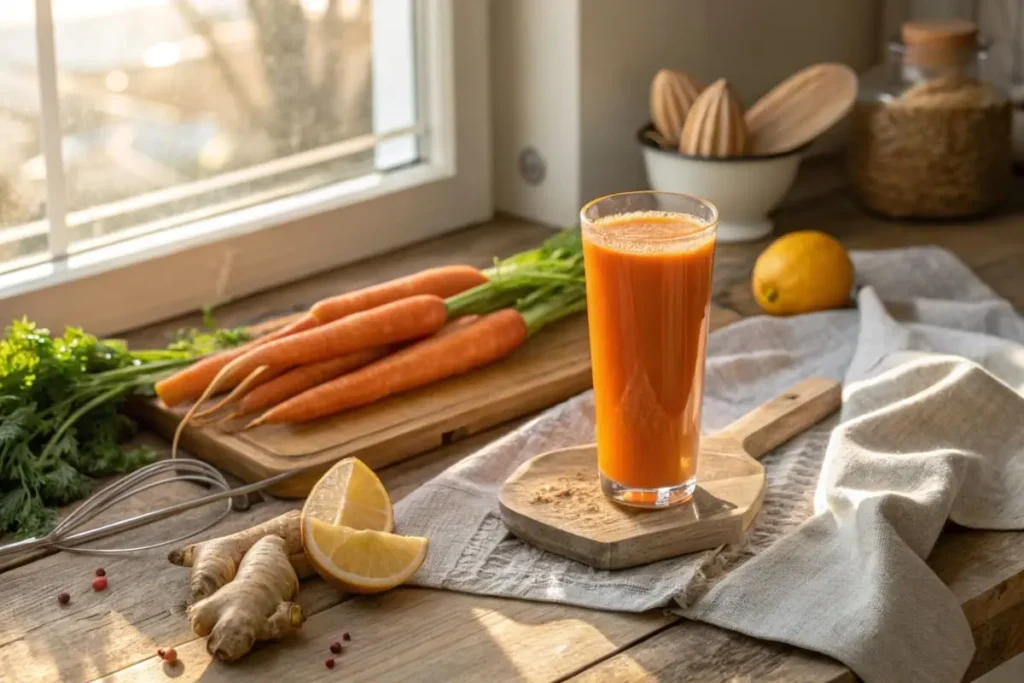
[[581, 191, 718, 508]]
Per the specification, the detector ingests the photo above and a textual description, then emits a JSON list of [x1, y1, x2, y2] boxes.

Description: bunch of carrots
[[156, 229, 586, 440]]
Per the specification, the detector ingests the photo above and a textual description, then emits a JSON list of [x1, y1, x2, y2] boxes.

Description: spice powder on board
[[529, 472, 602, 514]]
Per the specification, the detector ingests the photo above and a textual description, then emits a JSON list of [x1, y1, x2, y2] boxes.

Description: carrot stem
[[444, 282, 530, 318], [444, 270, 583, 319], [518, 287, 587, 336]]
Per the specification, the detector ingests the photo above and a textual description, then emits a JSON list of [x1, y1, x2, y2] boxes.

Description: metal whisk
[[0, 459, 304, 561]]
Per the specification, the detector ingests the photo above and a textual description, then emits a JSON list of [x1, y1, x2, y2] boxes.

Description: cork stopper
[[901, 19, 978, 67]]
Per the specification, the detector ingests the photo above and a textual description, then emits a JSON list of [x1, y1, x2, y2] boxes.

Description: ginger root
[[188, 534, 305, 662], [168, 510, 312, 601]]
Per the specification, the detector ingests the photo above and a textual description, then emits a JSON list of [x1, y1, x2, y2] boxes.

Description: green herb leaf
[[0, 316, 248, 537], [0, 404, 34, 446], [39, 461, 93, 506]]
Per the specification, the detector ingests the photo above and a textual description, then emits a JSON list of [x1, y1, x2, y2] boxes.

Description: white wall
[[910, 0, 973, 19], [491, 0, 581, 227], [492, 0, 884, 226], [578, 0, 881, 210]]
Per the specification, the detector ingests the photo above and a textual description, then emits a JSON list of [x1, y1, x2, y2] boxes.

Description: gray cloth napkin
[[394, 246, 1024, 683]]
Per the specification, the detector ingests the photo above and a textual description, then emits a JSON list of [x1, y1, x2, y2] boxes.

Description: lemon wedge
[[303, 518, 427, 594], [302, 457, 393, 532]]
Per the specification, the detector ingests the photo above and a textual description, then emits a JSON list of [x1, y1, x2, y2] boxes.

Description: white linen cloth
[[394, 247, 1024, 683]]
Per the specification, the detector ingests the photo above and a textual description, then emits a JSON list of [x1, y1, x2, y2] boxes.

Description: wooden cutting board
[[135, 306, 742, 497], [498, 377, 841, 569]]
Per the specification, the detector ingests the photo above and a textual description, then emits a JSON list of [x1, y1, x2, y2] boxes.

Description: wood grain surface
[[745, 63, 858, 155], [133, 314, 597, 496], [5, 185, 1024, 683], [498, 378, 841, 569]]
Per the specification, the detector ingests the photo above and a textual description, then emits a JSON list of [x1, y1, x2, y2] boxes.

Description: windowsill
[[0, 161, 448, 299]]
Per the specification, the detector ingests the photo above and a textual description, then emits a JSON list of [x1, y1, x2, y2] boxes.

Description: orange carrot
[[439, 314, 481, 333], [248, 308, 528, 426], [230, 315, 482, 418], [192, 365, 283, 423], [171, 295, 450, 459], [155, 313, 317, 407], [203, 295, 448, 395], [232, 347, 390, 418], [310, 265, 487, 324]]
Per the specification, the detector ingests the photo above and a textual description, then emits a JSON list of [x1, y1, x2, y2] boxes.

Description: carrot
[[192, 365, 283, 423], [222, 295, 447, 384], [231, 347, 390, 418], [155, 313, 317, 407], [189, 295, 445, 408], [171, 295, 450, 459], [444, 314, 481, 332], [229, 315, 480, 419], [310, 266, 487, 324], [248, 309, 528, 426]]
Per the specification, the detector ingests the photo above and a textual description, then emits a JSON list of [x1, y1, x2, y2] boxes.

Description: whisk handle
[[0, 537, 50, 560]]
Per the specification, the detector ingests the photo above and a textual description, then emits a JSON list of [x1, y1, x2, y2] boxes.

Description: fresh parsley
[[0, 318, 248, 538]]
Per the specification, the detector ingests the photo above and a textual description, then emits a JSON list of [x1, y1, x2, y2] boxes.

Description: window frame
[[1, 0, 491, 336]]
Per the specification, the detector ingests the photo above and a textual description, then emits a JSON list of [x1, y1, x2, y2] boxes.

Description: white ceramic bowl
[[638, 126, 805, 243]]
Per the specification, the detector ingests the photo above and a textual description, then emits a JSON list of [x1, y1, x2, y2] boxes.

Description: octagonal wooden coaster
[[499, 377, 841, 569]]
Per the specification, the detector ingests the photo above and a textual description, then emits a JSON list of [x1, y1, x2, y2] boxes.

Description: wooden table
[[4, 185, 1024, 683]]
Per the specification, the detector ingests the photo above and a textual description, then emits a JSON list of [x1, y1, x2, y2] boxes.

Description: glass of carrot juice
[[580, 191, 718, 508]]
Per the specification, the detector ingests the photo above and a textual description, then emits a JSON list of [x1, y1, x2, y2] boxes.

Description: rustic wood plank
[[135, 314, 597, 495], [99, 590, 670, 683], [77, 486, 1024, 683], [569, 620, 853, 683], [965, 598, 1024, 682], [932, 527, 1024, 680], [88, 518, 1024, 683]]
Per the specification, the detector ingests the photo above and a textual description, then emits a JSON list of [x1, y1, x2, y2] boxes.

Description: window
[[0, 0, 489, 335]]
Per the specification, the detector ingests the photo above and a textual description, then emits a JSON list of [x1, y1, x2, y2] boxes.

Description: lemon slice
[[302, 457, 393, 532], [303, 518, 428, 594]]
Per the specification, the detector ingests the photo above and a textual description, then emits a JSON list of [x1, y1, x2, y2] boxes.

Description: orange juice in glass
[[581, 191, 718, 508]]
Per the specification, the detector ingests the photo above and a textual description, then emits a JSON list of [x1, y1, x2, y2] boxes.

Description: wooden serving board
[[499, 377, 841, 569], [136, 307, 740, 498]]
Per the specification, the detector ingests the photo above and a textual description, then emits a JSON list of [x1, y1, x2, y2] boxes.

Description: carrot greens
[[453, 227, 586, 319]]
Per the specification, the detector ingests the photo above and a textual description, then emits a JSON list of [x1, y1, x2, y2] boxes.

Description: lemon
[[302, 457, 393, 532], [752, 231, 854, 316], [303, 518, 428, 594]]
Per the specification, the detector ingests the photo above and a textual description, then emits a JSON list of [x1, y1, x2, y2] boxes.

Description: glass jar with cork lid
[[849, 19, 1012, 219]]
